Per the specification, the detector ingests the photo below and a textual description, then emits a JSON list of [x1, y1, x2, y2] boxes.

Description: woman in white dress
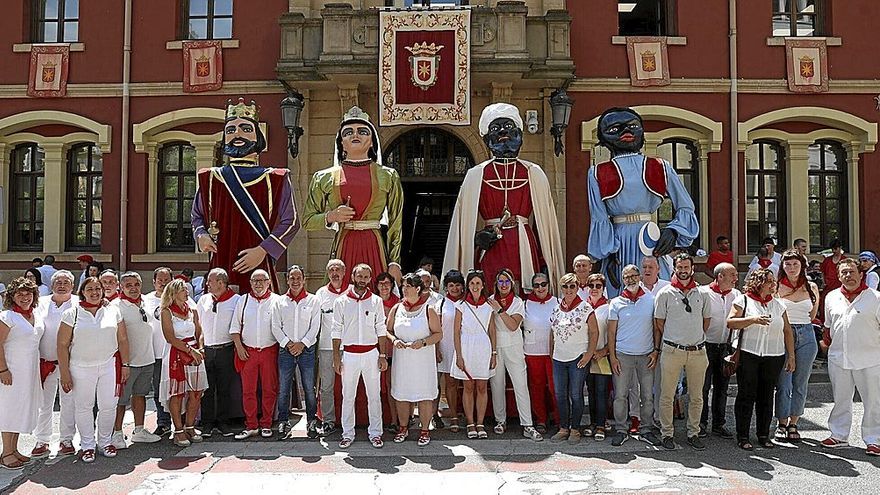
[[451, 271, 497, 439], [0, 277, 42, 469], [57, 277, 131, 463], [388, 273, 443, 446], [435, 270, 465, 432], [158, 279, 207, 448]]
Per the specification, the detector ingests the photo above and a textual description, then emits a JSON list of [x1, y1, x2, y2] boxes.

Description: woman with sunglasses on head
[[450, 271, 497, 439], [387, 274, 443, 446], [583, 273, 612, 441], [727, 268, 795, 450], [57, 277, 131, 463], [523, 272, 559, 434], [774, 250, 819, 444], [549, 273, 599, 444], [436, 270, 466, 432], [488, 269, 543, 441]]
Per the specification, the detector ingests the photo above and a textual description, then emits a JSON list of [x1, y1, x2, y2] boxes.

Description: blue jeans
[[775, 323, 818, 419], [152, 358, 171, 428], [553, 357, 588, 430], [277, 344, 318, 423], [586, 372, 610, 427]]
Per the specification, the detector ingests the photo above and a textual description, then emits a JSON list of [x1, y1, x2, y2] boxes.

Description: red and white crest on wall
[[183, 40, 223, 93], [625, 37, 670, 87], [785, 39, 828, 93], [27, 45, 69, 98], [379, 8, 470, 126]]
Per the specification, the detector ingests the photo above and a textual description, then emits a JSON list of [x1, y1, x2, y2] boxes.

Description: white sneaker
[[131, 427, 162, 443], [111, 430, 128, 449], [235, 429, 259, 440], [523, 426, 544, 442]]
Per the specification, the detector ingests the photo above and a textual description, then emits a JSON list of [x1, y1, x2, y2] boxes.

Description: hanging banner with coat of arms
[[182, 40, 223, 93], [625, 37, 670, 87], [27, 45, 69, 98], [379, 8, 471, 126], [785, 38, 828, 93]]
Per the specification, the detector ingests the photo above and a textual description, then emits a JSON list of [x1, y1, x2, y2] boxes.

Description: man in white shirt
[[820, 258, 880, 456], [195, 268, 241, 437], [37, 254, 57, 285], [272, 265, 320, 439], [143, 267, 174, 437], [573, 254, 593, 301], [230, 269, 279, 440], [315, 259, 348, 435], [333, 263, 388, 449], [111, 272, 161, 448], [416, 269, 443, 305], [858, 251, 880, 291], [100, 269, 120, 302], [30, 270, 78, 458], [641, 256, 670, 296], [698, 262, 740, 440]]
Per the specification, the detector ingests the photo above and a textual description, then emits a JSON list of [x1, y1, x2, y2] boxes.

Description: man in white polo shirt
[[333, 263, 388, 449], [111, 272, 161, 448], [315, 259, 347, 436], [821, 258, 880, 456], [272, 265, 321, 439], [230, 269, 279, 440], [654, 253, 711, 451], [196, 268, 241, 437]]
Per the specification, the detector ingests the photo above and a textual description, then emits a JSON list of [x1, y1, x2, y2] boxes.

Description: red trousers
[[525, 354, 558, 425], [240, 344, 279, 429]]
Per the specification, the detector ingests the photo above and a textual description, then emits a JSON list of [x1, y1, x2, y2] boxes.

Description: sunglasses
[[681, 296, 692, 313], [138, 307, 148, 323], [533, 282, 549, 288], [497, 280, 512, 286], [561, 284, 578, 290], [587, 283, 604, 289], [212, 300, 219, 313]]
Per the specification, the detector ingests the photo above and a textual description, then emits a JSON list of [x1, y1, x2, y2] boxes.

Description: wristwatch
[[497, 308, 505, 314], [379, 353, 387, 358]]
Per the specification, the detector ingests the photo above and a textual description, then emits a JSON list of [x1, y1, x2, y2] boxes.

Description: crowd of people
[[0, 242, 878, 468]]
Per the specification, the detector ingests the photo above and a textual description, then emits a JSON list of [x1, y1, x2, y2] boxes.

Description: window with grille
[[656, 139, 699, 240], [8, 144, 45, 251], [66, 143, 102, 250], [182, 0, 233, 40], [158, 142, 198, 251], [32, 0, 79, 43], [772, 0, 825, 37], [383, 128, 475, 179], [745, 141, 787, 254], [808, 140, 847, 252]]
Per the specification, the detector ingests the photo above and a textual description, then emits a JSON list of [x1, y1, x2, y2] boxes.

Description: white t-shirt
[[113, 298, 155, 367], [522, 297, 557, 356], [143, 291, 165, 359], [490, 295, 525, 349], [35, 294, 78, 362], [62, 305, 122, 367], [732, 294, 787, 357], [824, 288, 880, 370]]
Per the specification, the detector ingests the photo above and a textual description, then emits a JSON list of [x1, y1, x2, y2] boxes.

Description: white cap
[[479, 103, 523, 137]]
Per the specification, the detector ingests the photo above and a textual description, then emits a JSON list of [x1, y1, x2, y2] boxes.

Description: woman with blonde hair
[[0, 277, 42, 469], [158, 279, 208, 447]]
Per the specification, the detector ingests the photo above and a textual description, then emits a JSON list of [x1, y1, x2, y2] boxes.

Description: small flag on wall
[[183, 40, 223, 93], [27, 45, 69, 98], [625, 36, 670, 87], [785, 38, 828, 93]]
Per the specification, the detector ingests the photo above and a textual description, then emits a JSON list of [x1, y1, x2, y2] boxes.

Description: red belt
[[344, 344, 377, 354]]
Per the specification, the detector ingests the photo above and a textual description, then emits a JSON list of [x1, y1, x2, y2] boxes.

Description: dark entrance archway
[[383, 128, 477, 272]]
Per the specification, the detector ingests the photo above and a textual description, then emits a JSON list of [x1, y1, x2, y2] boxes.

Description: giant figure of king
[[192, 98, 300, 294]]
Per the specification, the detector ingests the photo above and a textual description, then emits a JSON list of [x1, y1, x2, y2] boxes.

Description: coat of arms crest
[[404, 42, 443, 91]]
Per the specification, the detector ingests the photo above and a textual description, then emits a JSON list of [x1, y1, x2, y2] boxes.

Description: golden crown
[[226, 97, 259, 121], [342, 106, 371, 123], [405, 42, 444, 57]]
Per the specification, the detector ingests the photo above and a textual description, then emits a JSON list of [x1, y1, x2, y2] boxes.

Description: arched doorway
[[383, 128, 476, 271]]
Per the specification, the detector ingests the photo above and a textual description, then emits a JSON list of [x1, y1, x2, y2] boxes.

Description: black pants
[[202, 345, 239, 427], [734, 351, 785, 441], [701, 343, 731, 428]]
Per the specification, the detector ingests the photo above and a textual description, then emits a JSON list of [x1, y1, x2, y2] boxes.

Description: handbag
[[722, 296, 745, 378]]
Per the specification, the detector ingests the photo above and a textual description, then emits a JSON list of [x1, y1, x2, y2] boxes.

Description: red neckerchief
[[403, 293, 429, 311], [841, 281, 869, 302], [79, 300, 102, 309], [119, 293, 142, 306], [382, 293, 400, 310], [105, 292, 119, 302], [346, 287, 373, 301], [250, 290, 272, 302], [287, 288, 308, 303], [709, 282, 732, 297], [170, 303, 190, 318], [212, 288, 235, 303], [326, 282, 345, 295], [746, 292, 773, 308], [779, 276, 803, 291], [175, 274, 189, 282], [495, 292, 515, 311], [620, 287, 645, 303], [559, 295, 583, 312], [589, 296, 608, 308], [446, 293, 463, 303], [527, 292, 553, 303], [465, 293, 487, 306], [671, 275, 697, 292], [12, 304, 34, 320], [757, 258, 772, 269]]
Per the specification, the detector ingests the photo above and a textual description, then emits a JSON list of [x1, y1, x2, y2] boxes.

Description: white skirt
[[391, 345, 439, 402]]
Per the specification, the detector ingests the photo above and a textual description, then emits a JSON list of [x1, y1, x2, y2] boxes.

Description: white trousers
[[828, 361, 880, 445], [70, 360, 118, 450], [33, 367, 76, 444], [489, 345, 534, 426], [340, 349, 383, 440]]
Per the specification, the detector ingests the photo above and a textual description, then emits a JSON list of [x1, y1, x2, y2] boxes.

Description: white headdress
[[478, 103, 524, 137]]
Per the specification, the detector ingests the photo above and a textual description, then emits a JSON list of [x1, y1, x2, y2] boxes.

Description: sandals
[[774, 425, 788, 441], [594, 427, 606, 442], [466, 424, 478, 439], [173, 430, 191, 447], [786, 424, 802, 443], [448, 418, 460, 433], [738, 440, 754, 451], [417, 429, 431, 447], [13, 452, 30, 464], [476, 424, 488, 439], [0, 453, 24, 470], [185, 426, 203, 443], [80, 449, 96, 464], [393, 426, 409, 443]]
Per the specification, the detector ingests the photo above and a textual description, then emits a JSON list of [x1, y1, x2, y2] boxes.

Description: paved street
[[2, 379, 877, 494]]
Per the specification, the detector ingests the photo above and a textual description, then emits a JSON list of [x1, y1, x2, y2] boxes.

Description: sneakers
[[321, 421, 337, 436], [201, 425, 214, 438], [152, 424, 172, 438], [59, 440, 76, 456], [417, 430, 431, 447], [867, 444, 880, 456], [218, 423, 236, 437], [80, 449, 96, 463], [101, 445, 118, 458], [628, 416, 640, 435], [820, 437, 848, 448], [493, 422, 506, 435], [260, 428, 273, 438], [640, 431, 662, 446], [278, 422, 293, 439], [712, 426, 734, 439], [697, 424, 708, 438], [338, 437, 353, 449], [234, 429, 259, 440], [687, 436, 706, 451], [567, 429, 582, 445], [30, 443, 50, 458], [550, 429, 569, 443], [111, 431, 128, 450], [522, 426, 543, 442], [131, 427, 162, 444], [370, 436, 384, 448], [661, 436, 676, 450], [611, 431, 628, 447], [307, 420, 319, 439]]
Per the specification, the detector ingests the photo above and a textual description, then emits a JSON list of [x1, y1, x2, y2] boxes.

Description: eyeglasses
[[587, 283, 604, 289], [497, 280, 512, 286], [561, 284, 578, 290], [681, 296, 692, 313], [533, 282, 549, 288], [138, 307, 148, 323]]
